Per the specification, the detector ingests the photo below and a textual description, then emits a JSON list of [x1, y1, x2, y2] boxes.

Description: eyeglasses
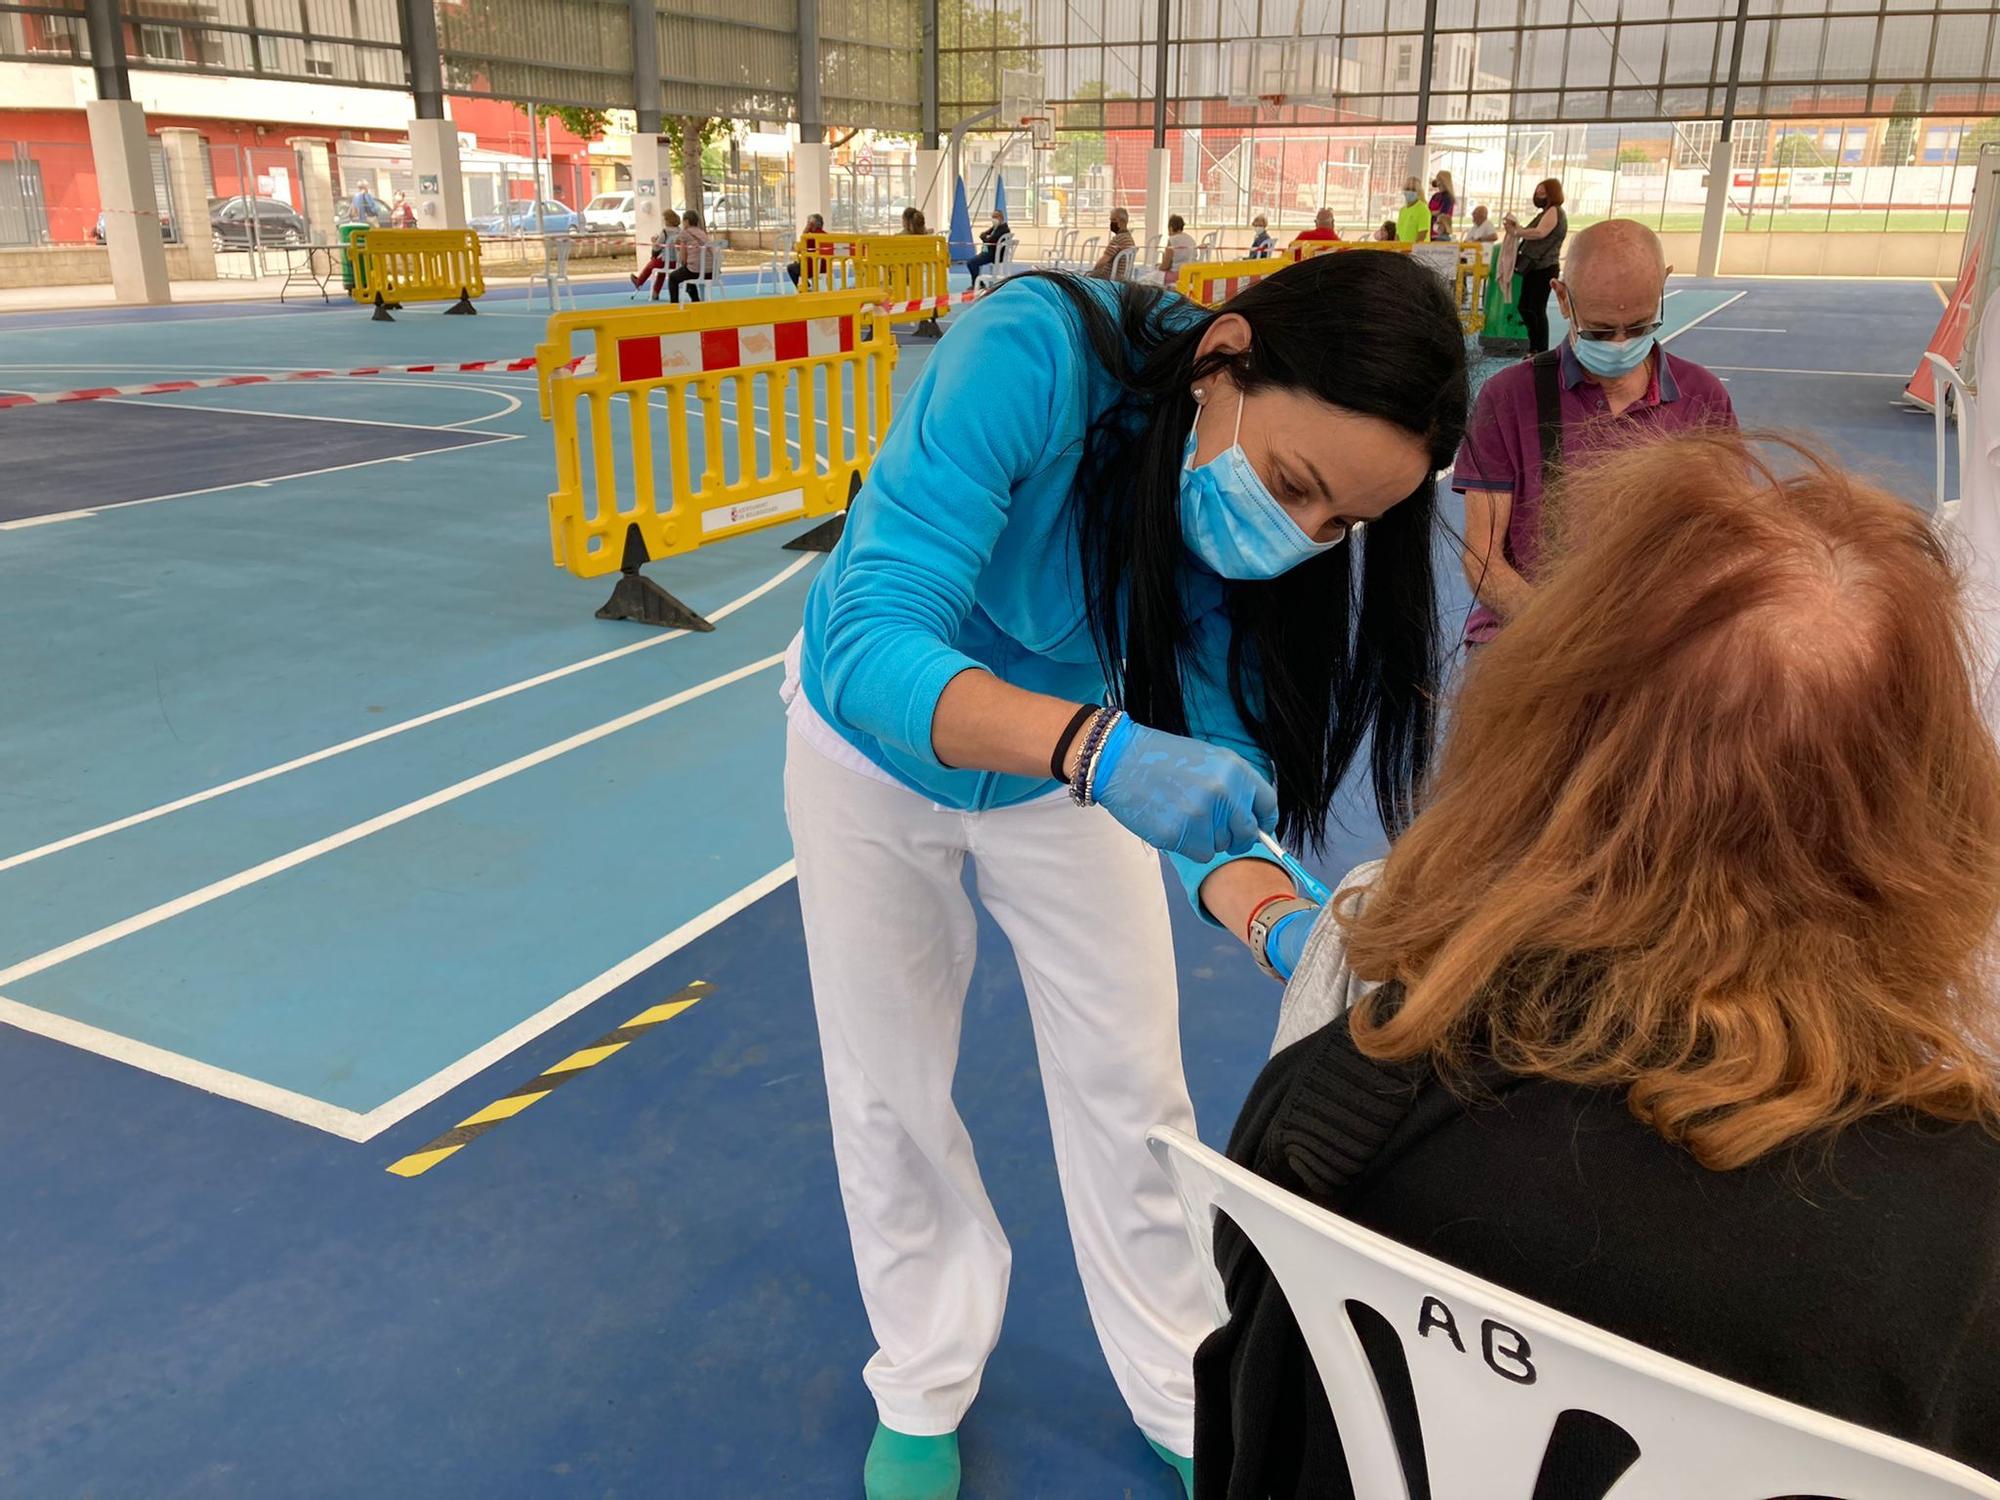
[[1571, 316, 1663, 342]]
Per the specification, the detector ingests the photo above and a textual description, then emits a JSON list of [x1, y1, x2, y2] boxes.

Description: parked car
[[701, 191, 751, 228], [470, 200, 580, 235], [208, 196, 307, 248], [91, 209, 177, 243], [582, 191, 635, 231]]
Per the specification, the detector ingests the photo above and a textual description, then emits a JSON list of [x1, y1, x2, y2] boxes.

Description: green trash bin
[[1479, 242, 1529, 356], [339, 221, 368, 292]]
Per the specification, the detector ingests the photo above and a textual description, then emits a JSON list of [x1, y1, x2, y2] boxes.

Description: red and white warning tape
[[882, 291, 984, 316], [0, 355, 589, 410]]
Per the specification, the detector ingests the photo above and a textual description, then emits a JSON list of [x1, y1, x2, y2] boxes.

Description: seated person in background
[[631, 208, 682, 298], [786, 211, 826, 287], [966, 208, 1010, 284], [1457, 218, 1734, 646], [1194, 429, 2000, 1495], [899, 206, 929, 235], [1087, 207, 1137, 278], [1464, 203, 1498, 241], [1247, 215, 1274, 258], [1291, 208, 1340, 246], [1371, 220, 1396, 242], [1152, 213, 1197, 284], [663, 210, 711, 303]]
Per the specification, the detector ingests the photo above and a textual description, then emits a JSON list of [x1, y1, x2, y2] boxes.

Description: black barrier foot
[[445, 290, 477, 315], [371, 295, 395, 323], [783, 514, 846, 552], [916, 317, 943, 340], [783, 470, 861, 553], [595, 524, 715, 631]]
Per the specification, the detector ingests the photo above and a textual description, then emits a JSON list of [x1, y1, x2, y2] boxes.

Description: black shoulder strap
[[1531, 347, 1565, 490]]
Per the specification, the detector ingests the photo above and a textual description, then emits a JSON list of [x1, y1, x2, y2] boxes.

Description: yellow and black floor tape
[[385, 979, 713, 1178]]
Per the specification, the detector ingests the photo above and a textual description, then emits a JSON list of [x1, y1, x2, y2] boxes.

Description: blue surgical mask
[[1179, 392, 1339, 580], [1403, 190, 1419, 204], [1571, 329, 1656, 379]]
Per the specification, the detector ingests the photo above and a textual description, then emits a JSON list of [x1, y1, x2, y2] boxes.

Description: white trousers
[[783, 726, 1212, 1452]]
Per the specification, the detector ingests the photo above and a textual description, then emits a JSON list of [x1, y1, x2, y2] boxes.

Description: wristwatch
[[1248, 896, 1320, 983]]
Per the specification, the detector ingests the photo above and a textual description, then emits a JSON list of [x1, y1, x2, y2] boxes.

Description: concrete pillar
[[408, 117, 466, 229], [1147, 145, 1171, 253], [632, 131, 667, 271], [797, 140, 832, 229], [156, 127, 213, 279], [915, 147, 950, 241], [85, 99, 169, 304], [1697, 134, 1731, 278], [288, 136, 338, 244]]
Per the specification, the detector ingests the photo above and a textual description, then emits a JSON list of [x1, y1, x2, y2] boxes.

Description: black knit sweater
[[1192, 1006, 2000, 1498]]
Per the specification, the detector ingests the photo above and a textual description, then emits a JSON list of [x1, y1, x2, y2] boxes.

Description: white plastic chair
[[531, 232, 575, 312], [1147, 1126, 2000, 1499], [1928, 351, 1976, 532], [1042, 226, 1076, 268], [1068, 234, 1100, 274], [691, 240, 727, 302], [974, 233, 1019, 290], [1107, 245, 1138, 282], [758, 239, 790, 295], [1196, 229, 1220, 261]]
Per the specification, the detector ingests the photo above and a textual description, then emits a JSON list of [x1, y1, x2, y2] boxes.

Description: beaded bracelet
[[1069, 707, 1123, 808]]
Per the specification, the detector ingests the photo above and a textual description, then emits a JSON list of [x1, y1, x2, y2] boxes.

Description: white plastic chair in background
[[1107, 245, 1138, 283], [757, 239, 790, 295], [1147, 1126, 2000, 1500], [1196, 229, 1220, 261], [531, 233, 576, 312], [690, 240, 727, 302], [1068, 234, 1101, 274], [1928, 351, 1977, 533], [1042, 227, 1077, 269], [974, 233, 1019, 290]]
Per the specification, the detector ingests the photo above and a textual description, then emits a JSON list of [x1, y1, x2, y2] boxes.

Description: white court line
[[0, 511, 96, 531], [1704, 365, 1908, 378], [0, 307, 345, 335], [0, 990, 375, 1137], [7, 435, 520, 527], [1659, 290, 1747, 345], [352, 859, 799, 1138], [1680, 325, 1787, 334], [0, 650, 787, 992], [0, 858, 799, 1141], [101, 385, 522, 432], [0, 553, 815, 874]]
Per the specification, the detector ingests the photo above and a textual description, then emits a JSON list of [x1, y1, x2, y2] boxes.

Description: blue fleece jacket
[[796, 274, 1270, 906]]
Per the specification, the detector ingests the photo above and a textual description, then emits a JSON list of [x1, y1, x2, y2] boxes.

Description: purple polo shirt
[[1454, 341, 1737, 643]]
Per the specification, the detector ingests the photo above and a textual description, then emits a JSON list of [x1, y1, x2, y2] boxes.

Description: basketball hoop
[[1257, 93, 1288, 112], [1028, 116, 1056, 150]]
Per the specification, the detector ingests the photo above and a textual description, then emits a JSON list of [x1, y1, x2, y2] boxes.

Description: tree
[[1615, 143, 1654, 166], [1770, 132, 1827, 168], [1880, 84, 1918, 167], [668, 117, 731, 214], [1964, 117, 2000, 160]]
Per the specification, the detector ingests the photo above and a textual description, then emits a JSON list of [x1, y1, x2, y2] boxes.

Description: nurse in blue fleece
[[780, 252, 1468, 1499]]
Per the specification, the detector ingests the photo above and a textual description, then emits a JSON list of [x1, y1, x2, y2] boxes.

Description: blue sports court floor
[[0, 269, 1955, 1496]]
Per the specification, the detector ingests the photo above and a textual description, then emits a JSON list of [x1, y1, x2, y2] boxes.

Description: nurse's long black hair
[[1025, 252, 1469, 850]]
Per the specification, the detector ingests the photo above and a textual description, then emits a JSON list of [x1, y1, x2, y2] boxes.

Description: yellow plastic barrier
[[1182, 241, 1487, 333], [795, 234, 955, 328], [796, 233, 867, 293], [1177, 257, 1286, 308], [348, 227, 484, 321], [537, 290, 898, 628], [858, 236, 954, 328]]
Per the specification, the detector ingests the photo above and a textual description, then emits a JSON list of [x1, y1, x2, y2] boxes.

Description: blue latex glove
[[1091, 715, 1278, 861], [1265, 907, 1315, 982]]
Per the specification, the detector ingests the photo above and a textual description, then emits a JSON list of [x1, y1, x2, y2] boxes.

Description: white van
[[582, 191, 635, 231]]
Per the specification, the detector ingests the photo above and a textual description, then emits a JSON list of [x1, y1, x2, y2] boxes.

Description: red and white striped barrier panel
[[614, 314, 856, 382], [0, 355, 587, 410], [881, 291, 983, 317]]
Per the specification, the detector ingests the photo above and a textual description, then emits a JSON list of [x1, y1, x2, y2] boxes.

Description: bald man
[[1454, 218, 1736, 645], [1292, 208, 1341, 245]]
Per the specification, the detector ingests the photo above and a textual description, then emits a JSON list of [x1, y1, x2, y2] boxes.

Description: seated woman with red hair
[[1196, 430, 2000, 1496]]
